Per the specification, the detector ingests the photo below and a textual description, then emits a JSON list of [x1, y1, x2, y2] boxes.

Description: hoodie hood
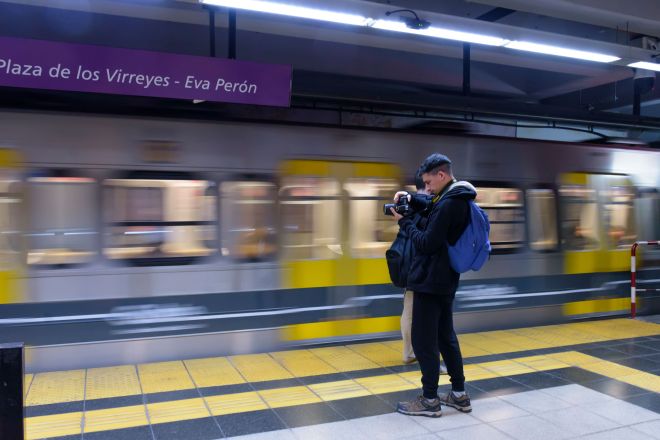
[[437, 180, 477, 201]]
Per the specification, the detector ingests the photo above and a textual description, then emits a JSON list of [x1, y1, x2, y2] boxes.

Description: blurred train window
[[104, 177, 216, 263], [0, 175, 21, 267], [26, 176, 97, 266], [603, 184, 636, 248], [345, 178, 399, 258], [221, 181, 277, 261], [559, 186, 600, 250], [527, 189, 558, 251], [475, 187, 525, 252], [280, 177, 341, 260]]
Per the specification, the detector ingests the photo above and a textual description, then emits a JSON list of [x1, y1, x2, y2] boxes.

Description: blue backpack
[[446, 196, 491, 273]]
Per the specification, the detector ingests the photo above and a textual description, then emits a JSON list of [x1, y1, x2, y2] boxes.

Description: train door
[[279, 160, 400, 289], [0, 148, 23, 303], [559, 173, 636, 274]]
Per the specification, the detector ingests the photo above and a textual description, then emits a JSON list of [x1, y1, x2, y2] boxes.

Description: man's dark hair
[[419, 153, 452, 175], [414, 169, 425, 190]]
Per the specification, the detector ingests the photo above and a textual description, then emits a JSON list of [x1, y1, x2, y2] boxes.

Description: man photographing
[[389, 153, 477, 418]]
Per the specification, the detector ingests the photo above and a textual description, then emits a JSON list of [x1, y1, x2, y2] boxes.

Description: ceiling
[[0, 0, 659, 144]]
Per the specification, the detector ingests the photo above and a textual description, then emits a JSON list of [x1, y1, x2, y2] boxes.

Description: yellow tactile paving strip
[[84, 404, 148, 434], [25, 370, 85, 406], [184, 357, 246, 388], [85, 365, 141, 400], [24, 348, 660, 440], [23, 319, 660, 408], [21, 318, 660, 440], [137, 361, 195, 394]]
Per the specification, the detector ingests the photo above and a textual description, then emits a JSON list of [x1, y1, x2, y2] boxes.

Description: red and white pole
[[631, 241, 659, 319]]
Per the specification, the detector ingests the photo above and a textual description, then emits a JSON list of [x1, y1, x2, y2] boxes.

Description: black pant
[[411, 291, 465, 398]]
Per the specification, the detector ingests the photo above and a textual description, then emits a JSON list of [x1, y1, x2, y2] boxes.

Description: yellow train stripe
[[563, 297, 631, 316], [85, 365, 142, 401], [137, 361, 195, 394], [282, 316, 401, 341]]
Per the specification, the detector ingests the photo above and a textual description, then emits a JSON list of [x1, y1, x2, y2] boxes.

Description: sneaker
[[439, 391, 472, 413], [396, 395, 442, 418], [403, 356, 417, 364], [440, 363, 448, 375]]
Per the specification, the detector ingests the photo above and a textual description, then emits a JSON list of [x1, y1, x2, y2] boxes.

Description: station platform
[[23, 317, 660, 440]]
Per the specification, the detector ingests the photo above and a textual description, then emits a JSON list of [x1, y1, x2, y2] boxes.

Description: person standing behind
[[400, 170, 428, 364], [389, 153, 475, 418]]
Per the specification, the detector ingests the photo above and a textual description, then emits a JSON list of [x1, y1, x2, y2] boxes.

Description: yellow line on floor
[[23, 319, 660, 409], [25, 348, 660, 440]]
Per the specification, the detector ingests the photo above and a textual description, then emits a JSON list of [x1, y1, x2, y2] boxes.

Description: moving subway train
[[1, 111, 659, 370]]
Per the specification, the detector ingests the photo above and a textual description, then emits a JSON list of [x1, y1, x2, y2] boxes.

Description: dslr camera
[[383, 194, 412, 216]]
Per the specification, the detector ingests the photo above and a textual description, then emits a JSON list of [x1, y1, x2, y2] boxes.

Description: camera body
[[384, 195, 412, 216]]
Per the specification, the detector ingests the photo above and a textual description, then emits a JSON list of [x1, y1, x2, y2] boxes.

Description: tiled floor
[[227, 385, 660, 440], [21, 318, 660, 439]]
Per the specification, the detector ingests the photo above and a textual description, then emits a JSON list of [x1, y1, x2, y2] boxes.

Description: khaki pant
[[401, 290, 415, 361]]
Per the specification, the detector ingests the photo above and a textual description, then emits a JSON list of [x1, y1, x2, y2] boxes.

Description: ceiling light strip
[[628, 61, 660, 72], [200, 0, 622, 63]]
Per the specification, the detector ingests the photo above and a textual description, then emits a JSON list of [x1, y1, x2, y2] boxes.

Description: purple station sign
[[0, 36, 292, 107]]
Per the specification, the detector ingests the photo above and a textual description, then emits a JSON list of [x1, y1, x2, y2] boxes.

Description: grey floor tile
[[347, 412, 429, 440], [537, 406, 621, 436], [144, 389, 199, 404], [583, 378, 650, 399], [579, 346, 631, 360], [435, 423, 513, 440], [26, 401, 84, 417], [227, 429, 296, 440], [328, 395, 393, 420], [547, 367, 605, 384], [469, 397, 530, 423], [508, 372, 571, 390], [608, 343, 660, 357], [611, 356, 660, 372], [84, 426, 153, 440], [539, 384, 616, 405], [291, 419, 370, 440], [491, 415, 573, 440], [469, 377, 532, 397], [624, 392, 660, 413], [84, 395, 145, 411], [411, 410, 481, 433], [217, 409, 286, 437], [578, 426, 657, 440], [499, 389, 572, 413], [585, 398, 660, 425], [631, 419, 660, 439], [152, 417, 222, 440], [274, 402, 344, 428]]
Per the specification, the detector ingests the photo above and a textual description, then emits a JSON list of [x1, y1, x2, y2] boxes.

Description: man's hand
[[393, 191, 411, 203], [389, 207, 403, 221]]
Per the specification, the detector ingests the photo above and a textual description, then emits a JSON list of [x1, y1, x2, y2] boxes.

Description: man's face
[[422, 171, 447, 195]]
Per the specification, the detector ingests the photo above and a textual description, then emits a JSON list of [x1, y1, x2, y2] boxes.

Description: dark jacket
[[398, 181, 477, 295], [386, 197, 431, 288]]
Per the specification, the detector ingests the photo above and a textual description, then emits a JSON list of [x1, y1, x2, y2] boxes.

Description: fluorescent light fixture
[[371, 19, 509, 46], [628, 61, 660, 72], [199, 0, 372, 26], [505, 41, 620, 63]]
